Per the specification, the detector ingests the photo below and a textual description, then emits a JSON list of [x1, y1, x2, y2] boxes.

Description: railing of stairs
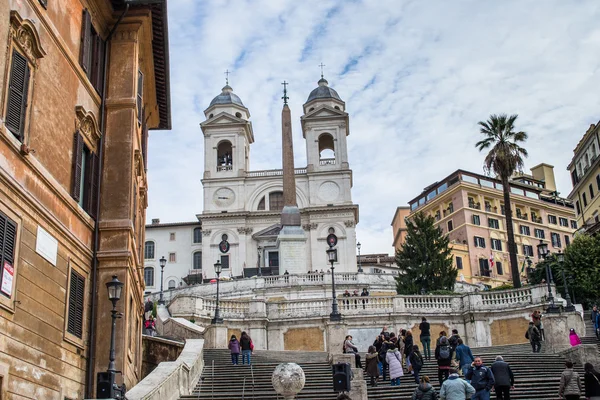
[[251, 363, 255, 399], [211, 360, 214, 400], [242, 377, 246, 399]]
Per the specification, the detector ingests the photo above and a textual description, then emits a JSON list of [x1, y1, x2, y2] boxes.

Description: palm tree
[[476, 114, 528, 288]]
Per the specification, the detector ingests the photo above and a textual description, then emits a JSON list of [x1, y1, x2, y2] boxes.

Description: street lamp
[[158, 256, 167, 305], [327, 245, 342, 322], [212, 260, 224, 324], [97, 275, 126, 399], [537, 240, 559, 313], [557, 251, 575, 312], [357, 241, 363, 273]]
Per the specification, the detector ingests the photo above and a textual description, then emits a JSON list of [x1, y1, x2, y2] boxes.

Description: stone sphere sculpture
[[271, 362, 306, 399]]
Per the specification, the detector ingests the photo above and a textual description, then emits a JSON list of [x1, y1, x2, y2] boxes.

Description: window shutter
[[6, 50, 30, 141], [85, 151, 99, 218], [91, 35, 105, 92], [67, 271, 85, 338], [80, 9, 92, 74], [137, 71, 143, 124], [0, 213, 17, 265], [71, 132, 84, 201], [141, 115, 149, 170]]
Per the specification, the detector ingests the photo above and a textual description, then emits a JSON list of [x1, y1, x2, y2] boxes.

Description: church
[[197, 77, 360, 279]]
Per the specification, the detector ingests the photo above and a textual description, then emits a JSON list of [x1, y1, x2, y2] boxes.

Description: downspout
[[85, 5, 130, 398]]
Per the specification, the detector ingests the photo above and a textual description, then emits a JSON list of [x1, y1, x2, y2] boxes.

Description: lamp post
[[557, 251, 575, 312], [327, 246, 342, 322], [357, 241, 363, 273], [158, 256, 166, 305], [212, 260, 224, 324], [537, 240, 559, 313]]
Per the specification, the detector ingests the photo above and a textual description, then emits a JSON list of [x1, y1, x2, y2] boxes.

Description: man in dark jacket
[[466, 357, 495, 400], [435, 336, 454, 384], [526, 322, 542, 353], [490, 356, 514, 400], [448, 329, 460, 352]]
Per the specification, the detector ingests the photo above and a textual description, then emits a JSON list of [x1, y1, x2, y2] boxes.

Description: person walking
[[559, 361, 582, 400], [386, 343, 404, 386], [448, 329, 461, 353], [569, 328, 582, 346], [144, 298, 153, 321], [455, 338, 474, 378], [584, 362, 600, 400], [144, 315, 156, 336], [419, 317, 432, 361], [365, 345, 380, 387], [404, 331, 414, 366], [379, 335, 391, 381], [435, 336, 454, 384], [411, 375, 438, 400], [240, 331, 253, 365], [490, 356, 514, 400], [361, 287, 369, 309], [228, 334, 241, 365], [591, 306, 599, 337], [526, 322, 542, 353], [466, 357, 495, 400], [344, 335, 363, 369], [440, 369, 475, 400], [436, 331, 447, 347], [409, 345, 425, 384]]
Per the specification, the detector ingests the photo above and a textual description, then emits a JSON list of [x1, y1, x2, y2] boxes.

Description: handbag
[[250, 339, 254, 351]]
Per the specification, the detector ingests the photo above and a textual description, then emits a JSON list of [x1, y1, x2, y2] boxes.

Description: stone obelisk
[[277, 82, 307, 274]]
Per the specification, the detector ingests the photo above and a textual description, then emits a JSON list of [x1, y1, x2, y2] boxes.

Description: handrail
[[211, 359, 214, 400], [242, 377, 246, 400], [251, 363, 256, 399]]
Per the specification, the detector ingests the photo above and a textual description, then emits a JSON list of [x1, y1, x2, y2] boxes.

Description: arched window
[[144, 241, 155, 259], [144, 267, 154, 287], [269, 191, 284, 211], [318, 133, 335, 165], [193, 251, 202, 270], [168, 280, 176, 289], [217, 141, 233, 171], [193, 227, 202, 243], [257, 196, 265, 210]]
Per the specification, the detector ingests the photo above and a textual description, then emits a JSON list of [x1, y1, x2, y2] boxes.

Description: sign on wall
[[36, 226, 58, 266], [1, 261, 14, 297]]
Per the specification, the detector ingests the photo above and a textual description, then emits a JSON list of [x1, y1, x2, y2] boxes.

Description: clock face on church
[[213, 187, 235, 207]]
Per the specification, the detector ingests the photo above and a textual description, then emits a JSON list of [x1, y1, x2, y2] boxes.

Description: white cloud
[[147, 0, 600, 255]]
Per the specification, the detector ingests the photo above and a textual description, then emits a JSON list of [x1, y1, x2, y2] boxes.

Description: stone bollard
[[272, 363, 306, 400]]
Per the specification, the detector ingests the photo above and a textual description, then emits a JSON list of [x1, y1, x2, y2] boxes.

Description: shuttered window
[[79, 10, 92, 74], [137, 71, 143, 124], [71, 132, 99, 217], [0, 212, 17, 298], [79, 9, 105, 94], [67, 270, 85, 338], [5, 50, 30, 141]]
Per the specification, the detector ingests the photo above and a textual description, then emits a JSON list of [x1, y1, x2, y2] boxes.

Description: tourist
[[404, 331, 414, 368], [283, 270, 289, 283], [343, 290, 351, 310], [144, 298, 153, 321], [526, 322, 542, 353], [531, 310, 544, 340], [455, 338, 474, 378], [144, 315, 156, 336], [381, 325, 390, 339], [397, 330, 406, 364], [584, 362, 600, 400], [419, 317, 432, 361], [436, 331, 447, 347], [361, 288, 369, 309], [411, 375, 438, 400], [592, 305, 599, 337], [440, 369, 476, 400], [379, 335, 391, 381], [409, 345, 425, 384], [435, 336, 454, 384], [343, 335, 362, 369], [558, 361, 582, 400], [240, 331, 253, 365], [228, 334, 241, 365], [490, 355, 514, 400], [448, 329, 461, 352], [365, 345, 380, 387], [569, 328, 582, 346], [352, 289, 359, 308], [465, 357, 495, 400], [386, 343, 404, 386], [320, 269, 325, 281]]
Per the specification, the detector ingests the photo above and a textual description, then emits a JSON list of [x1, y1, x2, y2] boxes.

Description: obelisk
[[277, 81, 307, 274]]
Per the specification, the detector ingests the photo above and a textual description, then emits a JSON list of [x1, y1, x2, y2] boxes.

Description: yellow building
[[398, 165, 576, 288], [567, 122, 600, 234]]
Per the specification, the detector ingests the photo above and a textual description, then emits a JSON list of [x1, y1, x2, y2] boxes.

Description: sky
[[146, 0, 600, 255]]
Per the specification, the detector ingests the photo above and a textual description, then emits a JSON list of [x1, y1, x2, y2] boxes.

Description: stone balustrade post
[[249, 299, 267, 318], [393, 296, 405, 313]]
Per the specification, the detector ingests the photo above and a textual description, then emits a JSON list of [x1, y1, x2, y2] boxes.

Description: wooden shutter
[[80, 10, 92, 74], [137, 71, 143, 124], [5, 50, 30, 141], [71, 132, 84, 201], [91, 35, 105, 93], [84, 150, 99, 218], [0, 213, 17, 299], [67, 270, 85, 338], [141, 114, 149, 170]]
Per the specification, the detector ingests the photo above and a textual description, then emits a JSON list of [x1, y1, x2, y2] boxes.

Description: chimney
[[151, 218, 160, 225], [530, 163, 556, 192]]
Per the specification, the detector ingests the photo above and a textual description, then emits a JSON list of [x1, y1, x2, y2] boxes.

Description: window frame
[[144, 241, 155, 260], [491, 239, 502, 251], [193, 227, 202, 244], [456, 256, 463, 270], [488, 218, 499, 229], [474, 236, 486, 248], [168, 252, 176, 263], [0, 208, 20, 313], [144, 267, 154, 287], [193, 251, 202, 270], [63, 260, 88, 349], [534, 229, 545, 239], [558, 217, 568, 227], [548, 215, 557, 224], [472, 215, 481, 226], [551, 232, 562, 248], [519, 225, 531, 236]]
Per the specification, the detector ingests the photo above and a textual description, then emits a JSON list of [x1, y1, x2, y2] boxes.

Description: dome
[[305, 78, 342, 103], [209, 85, 245, 107]]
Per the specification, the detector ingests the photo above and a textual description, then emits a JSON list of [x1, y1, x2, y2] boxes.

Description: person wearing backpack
[[412, 375, 438, 400], [409, 344, 425, 384], [525, 321, 542, 353], [440, 369, 476, 400], [379, 336, 391, 381], [558, 361, 582, 400], [448, 329, 460, 353], [454, 338, 474, 378], [365, 345, 380, 387], [228, 334, 241, 365], [385, 343, 404, 386], [435, 336, 454, 384], [465, 357, 495, 400]]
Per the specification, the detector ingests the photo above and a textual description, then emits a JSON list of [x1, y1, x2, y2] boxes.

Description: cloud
[[146, 0, 600, 255]]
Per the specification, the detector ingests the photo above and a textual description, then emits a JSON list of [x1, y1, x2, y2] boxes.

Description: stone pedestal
[[348, 368, 368, 400], [277, 225, 307, 275], [560, 344, 600, 367], [326, 322, 348, 353], [204, 324, 228, 349], [272, 363, 305, 400], [543, 314, 571, 353]]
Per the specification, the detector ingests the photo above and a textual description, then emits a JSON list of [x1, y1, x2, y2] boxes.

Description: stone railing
[[319, 158, 336, 165], [246, 167, 307, 177]]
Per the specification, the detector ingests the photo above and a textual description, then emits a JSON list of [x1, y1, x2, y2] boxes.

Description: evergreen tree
[[395, 212, 457, 294]]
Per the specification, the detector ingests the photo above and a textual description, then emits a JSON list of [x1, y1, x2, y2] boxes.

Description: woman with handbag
[[559, 361, 582, 400], [584, 363, 600, 400], [344, 335, 362, 369], [240, 331, 253, 365], [386, 343, 404, 386]]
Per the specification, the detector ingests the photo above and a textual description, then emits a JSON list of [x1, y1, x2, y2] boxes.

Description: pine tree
[[395, 212, 457, 294]]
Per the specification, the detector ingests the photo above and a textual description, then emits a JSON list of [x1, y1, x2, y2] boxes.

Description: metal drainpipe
[[85, 5, 130, 398]]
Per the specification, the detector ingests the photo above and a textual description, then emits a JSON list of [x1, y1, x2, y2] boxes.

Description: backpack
[[449, 335, 459, 347], [411, 352, 423, 369], [439, 345, 451, 360]]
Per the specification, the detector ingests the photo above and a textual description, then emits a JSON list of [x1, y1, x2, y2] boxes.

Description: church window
[[318, 133, 335, 164], [235, 112, 242, 118], [268, 251, 279, 267], [209, 113, 213, 118], [334, 106, 340, 110], [269, 191, 284, 211], [221, 255, 229, 269], [193, 251, 202, 270], [168, 280, 176, 289], [193, 228, 202, 243], [328, 227, 335, 234], [217, 141, 233, 171], [257, 196, 265, 210]]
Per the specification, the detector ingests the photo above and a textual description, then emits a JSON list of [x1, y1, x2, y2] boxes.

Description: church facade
[[197, 78, 359, 279]]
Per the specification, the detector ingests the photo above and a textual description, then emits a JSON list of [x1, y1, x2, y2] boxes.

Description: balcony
[[468, 201, 481, 210], [531, 215, 542, 223], [217, 165, 233, 172], [319, 158, 336, 166], [516, 213, 528, 220]]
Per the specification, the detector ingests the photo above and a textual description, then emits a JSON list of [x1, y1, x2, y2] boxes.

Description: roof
[[209, 85, 246, 108], [145, 221, 201, 229], [305, 78, 343, 103], [110, 0, 171, 130]]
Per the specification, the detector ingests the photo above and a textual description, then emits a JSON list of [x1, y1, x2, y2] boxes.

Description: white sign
[[36, 226, 58, 266], [1, 261, 14, 297]]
